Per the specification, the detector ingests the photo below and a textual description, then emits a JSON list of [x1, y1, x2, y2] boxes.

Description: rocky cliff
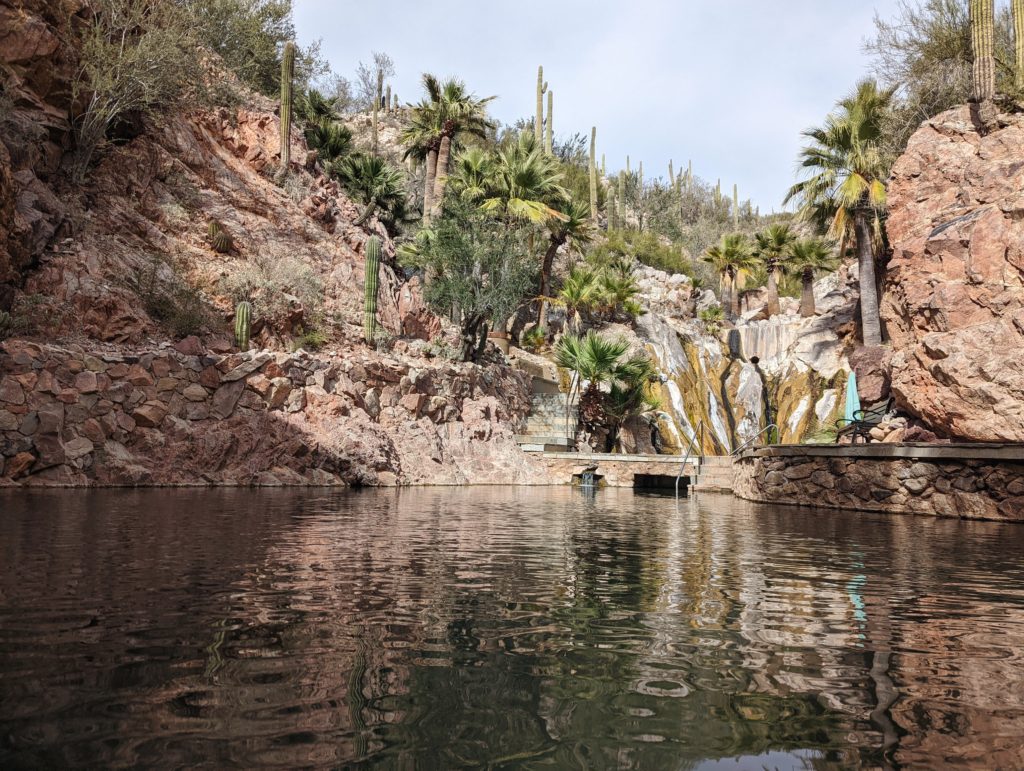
[[0, 2, 545, 487], [884, 105, 1024, 441]]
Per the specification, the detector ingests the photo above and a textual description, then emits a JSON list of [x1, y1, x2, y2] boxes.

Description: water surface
[[1, 487, 1023, 769]]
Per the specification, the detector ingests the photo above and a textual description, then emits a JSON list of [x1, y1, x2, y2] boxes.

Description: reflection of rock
[[883, 105, 1024, 441]]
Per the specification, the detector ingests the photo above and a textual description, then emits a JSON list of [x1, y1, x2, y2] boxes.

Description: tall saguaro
[[1015, 0, 1024, 89], [589, 126, 598, 225], [733, 184, 739, 228], [279, 41, 295, 179], [372, 66, 384, 154], [971, 0, 996, 102], [535, 66, 545, 144], [545, 90, 553, 154]]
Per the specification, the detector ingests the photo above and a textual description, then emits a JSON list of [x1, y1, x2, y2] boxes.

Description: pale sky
[[293, 0, 903, 211]]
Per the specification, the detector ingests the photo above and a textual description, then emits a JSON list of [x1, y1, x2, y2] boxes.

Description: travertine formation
[[883, 106, 1024, 441], [0, 338, 549, 487]]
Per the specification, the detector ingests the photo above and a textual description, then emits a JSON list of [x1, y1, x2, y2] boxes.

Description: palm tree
[[753, 223, 796, 316], [481, 132, 568, 223], [305, 120, 352, 165], [556, 266, 600, 332], [538, 198, 594, 329], [597, 270, 642, 321], [337, 154, 406, 225], [401, 74, 494, 223], [703, 233, 755, 318], [555, 332, 657, 451], [447, 147, 494, 203], [785, 79, 893, 346], [788, 237, 838, 317], [400, 102, 442, 221], [605, 356, 660, 451]]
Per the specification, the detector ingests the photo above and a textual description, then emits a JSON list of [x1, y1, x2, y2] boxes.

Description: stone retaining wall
[[734, 445, 1024, 522], [531, 451, 694, 488], [0, 339, 548, 488]]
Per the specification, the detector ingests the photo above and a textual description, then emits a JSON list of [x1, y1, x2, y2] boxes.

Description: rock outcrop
[[0, 339, 549, 487], [884, 106, 1024, 441]]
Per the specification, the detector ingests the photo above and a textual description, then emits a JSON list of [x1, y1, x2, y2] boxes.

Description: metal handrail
[[731, 424, 778, 456], [674, 420, 704, 498]]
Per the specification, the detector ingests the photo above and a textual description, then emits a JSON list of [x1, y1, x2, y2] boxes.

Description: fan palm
[[401, 74, 495, 222], [481, 132, 568, 223], [296, 89, 340, 125], [447, 147, 494, 203], [304, 119, 352, 164], [789, 237, 838, 317], [605, 355, 660, 450], [753, 223, 796, 316], [337, 154, 406, 225], [538, 198, 594, 328], [703, 233, 755, 318], [555, 332, 656, 450], [785, 79, 893, 345], [556, 266, 600, 332]]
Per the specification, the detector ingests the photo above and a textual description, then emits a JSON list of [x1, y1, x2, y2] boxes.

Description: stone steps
[[692, 456, 737, 492]]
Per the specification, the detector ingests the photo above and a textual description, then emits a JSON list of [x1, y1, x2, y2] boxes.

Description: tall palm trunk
[[431, 133, 452, 218], [854, 207, 882, 346], [766, 264, 780, 316], [422, 147, 438, 223], [537, 236, 562, 330], [800, 267, 816, 317]]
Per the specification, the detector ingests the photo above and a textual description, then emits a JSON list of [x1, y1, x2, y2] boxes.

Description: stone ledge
[[741, 443, 1024, 462]]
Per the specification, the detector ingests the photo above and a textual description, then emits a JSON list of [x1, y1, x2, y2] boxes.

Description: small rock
[[5, 452, 35, 479], [64, 437, 95, 461], [211, 380, 246, 419], [173, 336, 204, 356], [183, 384, 208, 402], [74, 371, 98, 394], [0, 378, 25, 405], [132, 403, 166, 428]]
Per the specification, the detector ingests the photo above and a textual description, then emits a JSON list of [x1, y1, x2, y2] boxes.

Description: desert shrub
[[186, 0, 327, 96], [70, 0, 200, 181], [293, 326, 328, 351], [699, 306, 724, 335], [521, 326, 547, 352], [222, 249, 323, 327], [0, 311, 12, 341]]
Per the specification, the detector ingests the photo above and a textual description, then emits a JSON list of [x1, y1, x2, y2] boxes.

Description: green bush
[[293, 326, 328, 351]]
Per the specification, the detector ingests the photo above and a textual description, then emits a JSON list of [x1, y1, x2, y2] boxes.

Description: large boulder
[[883, 105, 1024, 441]]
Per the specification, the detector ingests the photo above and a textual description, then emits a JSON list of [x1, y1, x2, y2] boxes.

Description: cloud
[[294, 0, 903, 210]]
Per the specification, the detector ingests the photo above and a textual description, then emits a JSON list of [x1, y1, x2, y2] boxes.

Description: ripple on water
[[1, 487, 1023, 769]]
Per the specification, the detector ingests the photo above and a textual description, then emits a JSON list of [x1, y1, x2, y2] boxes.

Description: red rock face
[[883, 106, 1024, 441]]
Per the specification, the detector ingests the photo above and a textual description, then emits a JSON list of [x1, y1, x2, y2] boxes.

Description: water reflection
[[1, 487, 1023, 768]]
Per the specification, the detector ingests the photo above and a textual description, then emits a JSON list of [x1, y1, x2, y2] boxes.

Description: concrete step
[[516, 434, 573, 446]]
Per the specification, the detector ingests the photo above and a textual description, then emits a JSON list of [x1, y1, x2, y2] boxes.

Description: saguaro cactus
[[279, 41, 295, 178], [235, 301, 252, 350], [638, 160, 643, 184], [535, 66, 546, 144], [601, 153, 606, 177], [386, 84, 392, 113], [733, 184, 739, 228], [971, 0, 996, 102], [1014, 0, 1024, 89], [372, 67, 384, 154], [363, 236, 381, 344], [608, 191, 617, 230], [545, 90, 554, 154], [589, 126, 598, 224], [668, 160, 675, 192]]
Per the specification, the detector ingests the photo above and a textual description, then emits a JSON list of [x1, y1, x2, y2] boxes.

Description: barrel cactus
[[208, 221, 232, 253], [235, 301, 252, 350], [363, 236, 381, 344]]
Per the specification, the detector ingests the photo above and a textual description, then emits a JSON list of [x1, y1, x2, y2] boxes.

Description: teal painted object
[[844, 371, 861, 422]]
